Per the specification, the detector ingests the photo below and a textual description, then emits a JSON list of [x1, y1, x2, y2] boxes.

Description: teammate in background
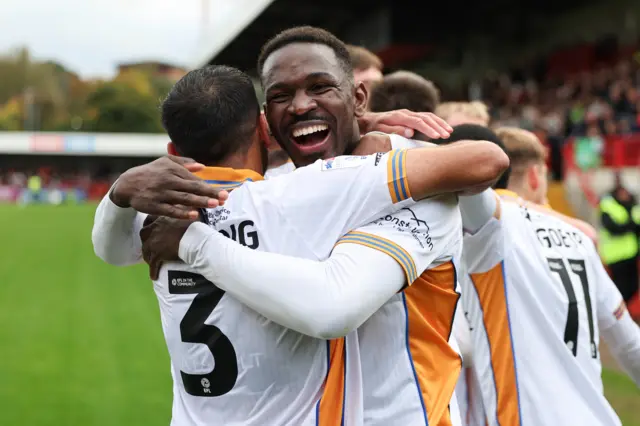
[[495, 127, 598, 243], [436, 114, 598, 243], [438, 125, 513, 426], [346, 44, 383, 95], [93, 61, 507, 425], [367, 71, 440, 142], [436, 101, 491, 128], [456, 126, 640, 426], [369, 70, 440, 114]]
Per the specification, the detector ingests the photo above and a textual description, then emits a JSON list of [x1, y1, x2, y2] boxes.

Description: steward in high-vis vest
[[599, 179, 640, 302]]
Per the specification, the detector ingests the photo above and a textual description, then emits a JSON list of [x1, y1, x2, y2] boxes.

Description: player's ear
[[258, 112, 271, 147], [167, 142, 178, 156], [354, 81, 368, 118], [528, 164, 540, 191]]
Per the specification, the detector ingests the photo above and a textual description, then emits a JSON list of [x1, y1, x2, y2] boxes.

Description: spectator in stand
[[346, 44, 383, 95], [598, 173, 640, 305]]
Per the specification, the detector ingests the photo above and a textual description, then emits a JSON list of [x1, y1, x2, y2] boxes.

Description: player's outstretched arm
[[404, 140, 509, 201], [178, 222, 406, 339], [600, 311, 640, 387], [593, 251, 640, 387], [92, 192, 147, 266], [92, 156, 226, 266]]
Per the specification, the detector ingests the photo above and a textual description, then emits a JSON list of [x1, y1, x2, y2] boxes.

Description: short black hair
[[438, 124, 511, 189], [257, 26, 353, 84], [369, 71, 440, 113], [161, 65, 260, 165]]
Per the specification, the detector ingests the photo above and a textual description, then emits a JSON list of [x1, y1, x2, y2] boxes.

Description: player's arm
[[458, 189, 501, 234], [592, 247, 640, 387], [274, 142, 509, 246], [91, 156, 224, 266], [178, 201, 455, 338], [403, 140, 509, 200], [180, 223, 405, 339], [92, 188, 147, 266]]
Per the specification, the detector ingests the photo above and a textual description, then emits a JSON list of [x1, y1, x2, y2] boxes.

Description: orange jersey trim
[[317, 338, 346, 425], [469, 262, 522, 426], [404, 261, 462, 425], [194, 167, 264, 190], [386, 149, 412, 204], [335, 231, 418, 283]]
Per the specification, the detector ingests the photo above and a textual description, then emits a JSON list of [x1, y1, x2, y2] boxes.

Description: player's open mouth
[[290, 123, 330, 151]]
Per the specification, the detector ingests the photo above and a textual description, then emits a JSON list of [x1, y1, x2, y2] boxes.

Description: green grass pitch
[[0, 204, 637, 425]]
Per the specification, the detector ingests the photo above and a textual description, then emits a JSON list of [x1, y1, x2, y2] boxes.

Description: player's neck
[[506, 183, 541, 205], [214, 151, 264, 176]]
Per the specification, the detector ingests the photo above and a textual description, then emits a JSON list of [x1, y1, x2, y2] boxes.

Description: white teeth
[[292, 124, 328, 138]]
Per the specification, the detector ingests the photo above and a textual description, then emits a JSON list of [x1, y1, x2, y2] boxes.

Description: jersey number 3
[[546, 258, 597, 358], [168, 270, 238, 397]]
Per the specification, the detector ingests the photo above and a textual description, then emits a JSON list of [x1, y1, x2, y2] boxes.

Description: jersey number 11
[[546, 258, 597, 358]]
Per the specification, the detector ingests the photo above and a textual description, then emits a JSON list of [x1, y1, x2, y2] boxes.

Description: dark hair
[[346, 44, 383, 71], [369, 71, 440, 113], [438, 124, 511, 189], [257, 26, 353, 83], [161, 65, 259, 165]]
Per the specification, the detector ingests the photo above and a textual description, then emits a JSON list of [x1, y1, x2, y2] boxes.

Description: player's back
[[462, 191, 621, 426], [152, 157, 413, 426], [353, 135, 464, 426]]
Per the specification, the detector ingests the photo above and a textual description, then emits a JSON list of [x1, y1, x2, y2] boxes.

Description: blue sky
[[0, 0, 238, 78]]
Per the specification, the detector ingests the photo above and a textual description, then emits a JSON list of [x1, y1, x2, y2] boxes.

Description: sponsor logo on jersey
[[373, 207, 434, 251], [168, 271, 213, 294], [205, 207, 231, 227], [321, 155, 369, 171], [374, 152, 384, 166]]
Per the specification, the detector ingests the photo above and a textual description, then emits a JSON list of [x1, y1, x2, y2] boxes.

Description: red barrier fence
[[563, 134, 640, 208], [563, 133, 640, 169]]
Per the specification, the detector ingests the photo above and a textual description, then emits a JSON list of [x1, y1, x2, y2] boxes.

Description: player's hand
[[140, 216, 192, 280], [358, 110, 452, 139], [110, 155, 229, 220]]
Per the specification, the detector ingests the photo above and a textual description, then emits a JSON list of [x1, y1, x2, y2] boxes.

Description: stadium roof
[[191, 0, 386, 72], [193, 0, 607, 75], [190, 0, 277, 71]]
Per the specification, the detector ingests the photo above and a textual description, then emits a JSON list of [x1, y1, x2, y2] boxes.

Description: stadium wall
[[0, 132, 167, 157]]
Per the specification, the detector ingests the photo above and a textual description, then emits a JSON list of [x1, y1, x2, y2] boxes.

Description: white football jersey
[[153, 151, 414, 426], [351, 135, 464, 426], [452, 306, 487, 426], [461, 190, 626, 426], [264, 159, 295, 179]]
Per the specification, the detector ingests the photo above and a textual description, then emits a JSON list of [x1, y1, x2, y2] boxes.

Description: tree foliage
[[0, 47, 177, 133]]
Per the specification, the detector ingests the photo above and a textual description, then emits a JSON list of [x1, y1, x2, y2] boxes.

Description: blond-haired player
[[495, 127, 598, 243], [435, 102, 490, 128], [458, 126, 640, 426]]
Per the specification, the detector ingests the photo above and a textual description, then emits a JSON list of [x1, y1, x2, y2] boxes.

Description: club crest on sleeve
[[321, 155, 369, 171]]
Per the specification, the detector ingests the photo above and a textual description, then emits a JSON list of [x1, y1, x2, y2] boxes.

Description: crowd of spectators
[[3, 43, 640, 203], [484, 58, 640, 141]]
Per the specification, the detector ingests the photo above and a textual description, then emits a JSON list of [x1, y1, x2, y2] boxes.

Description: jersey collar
[[495, 189, 519, 199], [194, 167, 264, 191], [496, 189, 555, 211]]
